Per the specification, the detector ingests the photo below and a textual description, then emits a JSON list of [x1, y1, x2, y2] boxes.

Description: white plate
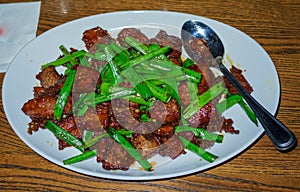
[[2, 10, 280, 180]]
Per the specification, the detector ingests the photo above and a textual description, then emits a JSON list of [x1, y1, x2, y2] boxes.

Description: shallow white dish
[[2, 10, 280, 180]]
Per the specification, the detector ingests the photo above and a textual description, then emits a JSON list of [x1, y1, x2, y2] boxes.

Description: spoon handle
[[218, 63, 297, 152]]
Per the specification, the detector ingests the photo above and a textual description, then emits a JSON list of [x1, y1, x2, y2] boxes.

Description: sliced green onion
[[54, 69, 76, 121], [41, 50, 87, 69], [63, 149, 97, 165], [178, 136, 218, 163], [45, 120, 84, 152], [183, 82, 226, 119], [107, 127, 152, 171], [216, 94, 243, 114], [175, 126, 223, 143]]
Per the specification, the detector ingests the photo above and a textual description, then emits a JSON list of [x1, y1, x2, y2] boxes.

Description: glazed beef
[[224, 65, 253, 94], [149, 98, 180, 123], [82, 26, 113, 50], [57, 116, 81, 150], [150, 30, 183, 66], [96, 138, 135, 171], [36, 66, 62, 89], [73, 65, 100, 93], [157, 136, 185, 159], [117, 28, 149, 47], [130, 134, 159, 158]]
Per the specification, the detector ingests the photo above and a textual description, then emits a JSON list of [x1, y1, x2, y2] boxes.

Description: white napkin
[[0, 1, 41, 72]]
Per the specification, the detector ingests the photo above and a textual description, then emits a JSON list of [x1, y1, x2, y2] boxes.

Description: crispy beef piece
[[153, 124, 174, 138], [224, 65, 253, 94], [187, 103, 213, 128], [191, 136, 215, 150], [117, 28, 149, 47], [110, 99, 141, 129], [33, 87, 45, 98], [82, 26, 113, 50], [22, 96, 56, 121], [21, 96, 72, 122], [182, 36, 213, 64], [132, 122, 160, 134], [74, 104, 110, 133], [57, 116, 81, 150], [34, 76, 66, 98], [151, 30, 182, 52], [130, 134, 159, 158], [96, 138, 135, 171], [188, 64, 216, 95], [178, 81, 191, 109], [157, 136, 185, 159], [150, 30, 183, 66], [221, 118, 239, 134], [149, 98, 180, 123], [73, 65, 100, 93], [187, 101, 225, 133], [36, 66, 62, 89], [27, 121, 40, 134]]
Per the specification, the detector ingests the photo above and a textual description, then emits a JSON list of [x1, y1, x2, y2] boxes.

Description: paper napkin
[[0, 1, 41, 72]]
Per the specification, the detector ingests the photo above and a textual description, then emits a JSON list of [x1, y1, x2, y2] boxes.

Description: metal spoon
[[181, 20, 297, 152]]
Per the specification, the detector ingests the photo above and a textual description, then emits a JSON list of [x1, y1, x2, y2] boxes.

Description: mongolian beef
[[21, 26, 256, 171]]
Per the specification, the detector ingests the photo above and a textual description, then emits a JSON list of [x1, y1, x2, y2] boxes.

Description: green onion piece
[[44, 120, 84, 152], [216, 94, 258, 126], [149, 59, 183, 76], [121, 67, 153, 99], [216, 94, 243, 114], [93, 51, 106, 61], [178, 136, 218, 163], [54, 69, 76, 121], [41, 50, 87, 70], [187, 81, 198, 102], [107, 127, 152, 171], [123, 95, 153, 106], [82, 130, 94, 144], [140, 114, 151, 122], [83, 133, 109, 149], [182, 58, 195, 68], [183, 81, 226, 119], [125, 36, 149, 54], [175, 126, 223, 143], [110, 42, 130, 60], [182, 68, 202, 83], [93, 89, 136, 106], [239, 99, 258, 126], [120, 46, 170, 70], [163, 78, 180, 103], [59, 45, 77, 67], [104, 46, 121, 83], [144, 81, 169, 102], [63, 149, 97, 165], [99, 82, 132, 96], [83, 129, 134, 149]]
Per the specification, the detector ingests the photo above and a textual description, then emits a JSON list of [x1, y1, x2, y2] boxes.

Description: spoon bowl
[[181, 20, 224, 58], [181, 20, 297, 152]]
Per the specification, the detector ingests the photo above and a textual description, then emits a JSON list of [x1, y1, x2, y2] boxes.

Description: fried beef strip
[[224, 65, 253, 94], [82, 26, 113, 50], [150, 30, 183, 66], [96, 137, 135, 171], [57, 116, 82, 150], [117, 28, 149, 47], [36, 66, 62, 89], [149, 98, 180, 124]]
